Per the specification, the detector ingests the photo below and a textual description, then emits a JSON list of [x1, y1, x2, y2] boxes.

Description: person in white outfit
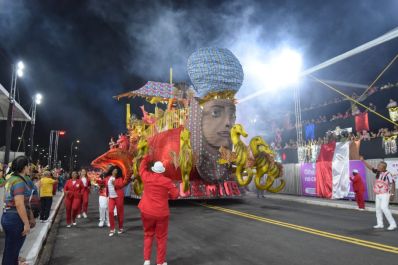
[[95, 171, 117, 228], [96, 173, 110, 227], [361, 157, 397, 230]]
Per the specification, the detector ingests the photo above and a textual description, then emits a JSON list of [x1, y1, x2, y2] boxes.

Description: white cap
[[151, 161, 165, 173], [352, 169, 359, 173]]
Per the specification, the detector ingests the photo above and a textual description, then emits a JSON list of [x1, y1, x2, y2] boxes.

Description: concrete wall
[[251, 159, 398, 203]]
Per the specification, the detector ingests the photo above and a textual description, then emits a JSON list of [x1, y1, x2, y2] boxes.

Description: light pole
[[29, 93, 42, 161], [4, 61, 24, 164], [48, 130, 65, 169], [69, 140, 80, 171]]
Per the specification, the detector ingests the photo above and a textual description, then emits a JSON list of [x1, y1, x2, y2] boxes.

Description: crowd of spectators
[[301, 98, 395, 126], [274, 126, 398, 151], [0, 158, 69, 264], [302, 96, 345, 112], [273, 94, 397, 139], [301, 81, 398, 113], [268, 80, 398, 152]]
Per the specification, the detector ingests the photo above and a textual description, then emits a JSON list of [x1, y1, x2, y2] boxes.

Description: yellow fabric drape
[[142, 108, 189, 137], [388, 107, 398, 122], [126, 104, 131, 129]]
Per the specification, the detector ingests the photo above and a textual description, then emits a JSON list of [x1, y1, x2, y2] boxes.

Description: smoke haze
[[0, 0, 397, 164]]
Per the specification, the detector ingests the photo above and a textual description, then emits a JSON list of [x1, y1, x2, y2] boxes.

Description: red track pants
[[81, 190, 90, 214], [141, 213, 169, 264], [65, 197, 81, 224], [355, 191, 365, 209], [108, 196, 124, 231]]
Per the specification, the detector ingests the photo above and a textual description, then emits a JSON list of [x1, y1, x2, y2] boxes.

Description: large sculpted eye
[[211, 108, 222, 118], [226, 107, 236, 120]]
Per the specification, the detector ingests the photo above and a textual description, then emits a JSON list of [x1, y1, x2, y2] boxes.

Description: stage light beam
[[243, 48, 302, 93]]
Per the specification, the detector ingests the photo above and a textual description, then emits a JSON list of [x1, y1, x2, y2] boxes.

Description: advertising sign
[[301, 163, 317, 196], [347, 160, 368, 200]]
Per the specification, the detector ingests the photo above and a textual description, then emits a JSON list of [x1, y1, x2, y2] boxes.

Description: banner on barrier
[[347, 160, 368, 200], [301, 160, 368, 199], [385, 160, 398, 189]]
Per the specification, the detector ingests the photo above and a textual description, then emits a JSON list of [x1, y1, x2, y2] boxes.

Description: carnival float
[[91, 47, 285, 199]]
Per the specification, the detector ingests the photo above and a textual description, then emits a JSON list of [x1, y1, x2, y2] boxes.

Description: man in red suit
[[64, 171, 83, 227], [138, 155, 179, 265], [350, 169, 366, 210]]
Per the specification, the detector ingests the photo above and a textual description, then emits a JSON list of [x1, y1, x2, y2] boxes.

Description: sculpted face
[[202, 99, 236, 149]]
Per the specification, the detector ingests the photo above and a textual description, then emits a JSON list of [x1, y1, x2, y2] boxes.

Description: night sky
[[0, 0, 397, 167]]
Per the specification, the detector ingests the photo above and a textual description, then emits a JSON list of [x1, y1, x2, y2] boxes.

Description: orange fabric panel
[[91, 148, 132, 179]]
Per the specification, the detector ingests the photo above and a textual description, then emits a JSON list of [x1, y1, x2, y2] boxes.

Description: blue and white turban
[[187, 47, 244, 98]]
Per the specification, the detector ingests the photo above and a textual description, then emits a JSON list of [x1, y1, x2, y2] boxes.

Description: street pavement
[[46, 193, 398, 265]]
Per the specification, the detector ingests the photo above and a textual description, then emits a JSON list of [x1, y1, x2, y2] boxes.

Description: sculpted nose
[[225, 117, 232, 129]]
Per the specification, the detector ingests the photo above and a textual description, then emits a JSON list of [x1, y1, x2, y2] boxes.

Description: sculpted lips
[[217, 131, 230, 137]]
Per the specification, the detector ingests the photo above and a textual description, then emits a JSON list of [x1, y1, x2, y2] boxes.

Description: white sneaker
[[387, 225, 397, 231], [143, 261, 150, 265], [373, 225, 384, 229], [66, 225, 71, 228], [77, 214, 81, 219], [98, 221, 104, 227], [72, 222, 77, 226], [82, 212, 88, 218], [109, 230, 115, 237], [358, 208, 365, 211], [157, 262, 167, 265], [117, 229, 124, 234]]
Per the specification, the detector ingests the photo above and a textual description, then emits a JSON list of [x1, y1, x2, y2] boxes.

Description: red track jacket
[[350, 174, 365, 193], [138, 155, 179, 217], [96, 176, 130, 198], [80, 176, 91, 193], [64, 179, 84, 200]]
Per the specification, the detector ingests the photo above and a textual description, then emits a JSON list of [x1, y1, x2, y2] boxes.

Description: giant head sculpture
[[187, 47, 244, 182]]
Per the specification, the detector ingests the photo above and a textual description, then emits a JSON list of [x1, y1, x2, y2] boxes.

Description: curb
[[24, 193, 64, 265], [36, 198, 64, 265], [262, 194, 398, 215]]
